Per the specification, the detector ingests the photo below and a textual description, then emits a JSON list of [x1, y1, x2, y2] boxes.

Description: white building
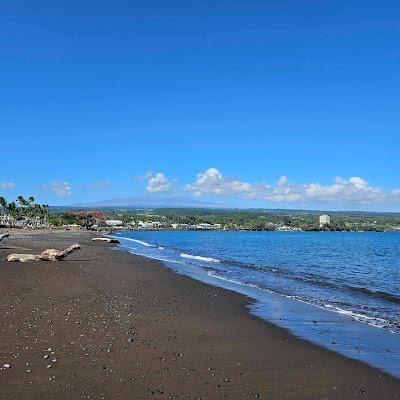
[[319, 214, 331, 227], [105, 219, 123, 227], [196, 223, 222, 230], [171, 223, 190, 230]]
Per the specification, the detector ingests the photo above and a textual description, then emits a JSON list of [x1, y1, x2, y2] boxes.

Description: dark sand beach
[[0, 230, 398, 399]]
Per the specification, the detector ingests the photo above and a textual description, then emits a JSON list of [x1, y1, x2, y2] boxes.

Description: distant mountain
[[55, 197, 400, 216], [67, 195, 232, 209]]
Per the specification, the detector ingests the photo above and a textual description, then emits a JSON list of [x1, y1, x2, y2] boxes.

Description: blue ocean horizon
[[112, 230, 400, 377]]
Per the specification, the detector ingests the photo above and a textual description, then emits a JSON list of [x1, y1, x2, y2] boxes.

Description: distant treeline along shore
[[2, 197, 399, 232]]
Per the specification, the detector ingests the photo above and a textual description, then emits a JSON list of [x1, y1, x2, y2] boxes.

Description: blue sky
[[1, 1, 399, 210]]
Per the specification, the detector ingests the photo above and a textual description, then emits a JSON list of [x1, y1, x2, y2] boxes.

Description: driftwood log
[[92, 237, 120, 243], [7, 244, 81, 262]]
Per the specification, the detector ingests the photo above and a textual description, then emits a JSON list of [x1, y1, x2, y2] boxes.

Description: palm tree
[[0, 196, 7, 216], [1, 196, 49, 227], [42, 204, 49, 226], [37, 204, 48, 226], [7, 202, 17, 218], [17, 195, 27, 207], [16, 196, 36, 223]]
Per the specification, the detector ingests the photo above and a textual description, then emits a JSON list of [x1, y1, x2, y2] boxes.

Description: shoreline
[[111, 231, 400, 378], [0, 229, 399, 399], [99, 228, 400, 233]]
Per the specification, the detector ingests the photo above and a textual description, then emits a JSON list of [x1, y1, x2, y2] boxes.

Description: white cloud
[[44, 181, 72, 197], [278, 176, 288, 187], [304, 177, 385, 203], [183, 168, 400, 206], [146, 172, 174, 193], [185, 168, 254, 197], [0, 182, 15, 190]]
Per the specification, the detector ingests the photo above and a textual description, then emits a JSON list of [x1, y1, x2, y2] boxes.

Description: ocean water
[[112, 230, 400, 377]]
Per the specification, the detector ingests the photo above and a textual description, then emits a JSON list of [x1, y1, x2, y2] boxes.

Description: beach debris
[[3, 364, 11, 369], [38, 244, 81, 261], [0, 233, 9, 243], [7, 254, 37, 262], [92, 237, 120, 244], [7, 244, 81, 262]]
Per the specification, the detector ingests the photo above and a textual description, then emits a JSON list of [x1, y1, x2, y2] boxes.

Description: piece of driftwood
[[7, 244, 81, 263], [7, 254, 37, 262], [38, 244, 81, 261], [0, 233, 10, 243], [92, 237, 120, 243]]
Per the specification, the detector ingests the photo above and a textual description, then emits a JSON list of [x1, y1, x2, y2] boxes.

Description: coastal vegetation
[[0, 196, 49, 227], [50, 210, 108, 228], [2, 196, 400, 231], [47, 207, 400, 232]]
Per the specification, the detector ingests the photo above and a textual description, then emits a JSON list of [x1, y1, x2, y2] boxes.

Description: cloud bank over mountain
[[142, 167, 400, 208]]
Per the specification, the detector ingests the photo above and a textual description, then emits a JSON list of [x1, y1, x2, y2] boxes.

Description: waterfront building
[[106, 219, 123, 226], [319, 214, 331, 227]]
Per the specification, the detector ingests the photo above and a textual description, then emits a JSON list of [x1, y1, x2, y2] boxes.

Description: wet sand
[[0, 229, 398, 399]]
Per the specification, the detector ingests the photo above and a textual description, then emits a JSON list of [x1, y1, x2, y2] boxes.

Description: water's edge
[[112, 238, 400, 379]]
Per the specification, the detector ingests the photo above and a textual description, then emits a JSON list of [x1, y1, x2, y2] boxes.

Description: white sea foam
[[208, 273, 392, 331], [118, 237, 155, 247], [207, 272, 277, 295], [128, 250, 183, 265], [180, 253, 220, 263], [323, 304, 388, 326]]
